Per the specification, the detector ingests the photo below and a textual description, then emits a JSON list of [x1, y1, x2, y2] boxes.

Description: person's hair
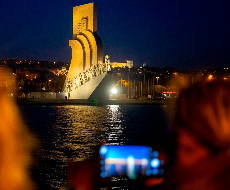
[[173, 80, 230, 152], [0, 69, 36, 190]]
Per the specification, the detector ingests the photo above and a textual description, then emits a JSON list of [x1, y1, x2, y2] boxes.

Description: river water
[[19, 104, 174, 190]]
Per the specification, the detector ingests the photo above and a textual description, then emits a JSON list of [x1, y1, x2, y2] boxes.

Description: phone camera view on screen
[[100, 145, 164, 179]]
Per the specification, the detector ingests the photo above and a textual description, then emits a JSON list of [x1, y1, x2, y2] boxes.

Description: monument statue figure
[[63, 3, 108, 99]]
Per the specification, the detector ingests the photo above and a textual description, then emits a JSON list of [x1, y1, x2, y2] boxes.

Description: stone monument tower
[[63, 3, 108, 99]]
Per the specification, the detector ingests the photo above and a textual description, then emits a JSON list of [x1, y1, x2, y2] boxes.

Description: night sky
[[1, 0, 230, 69]]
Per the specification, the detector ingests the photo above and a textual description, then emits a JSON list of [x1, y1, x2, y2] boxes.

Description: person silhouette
[[0, 69, 36, 190], [162, 80, 230, 190]]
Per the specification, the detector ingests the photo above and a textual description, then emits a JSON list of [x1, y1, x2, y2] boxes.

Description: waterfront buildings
[[1, 58, 230, 99], [110, 60, 133, 68]]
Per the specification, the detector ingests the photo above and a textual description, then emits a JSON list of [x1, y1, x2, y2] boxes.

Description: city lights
[[111, 88, 117, 94], [156, 77, 159, 85], [208, 75, 213, 82]]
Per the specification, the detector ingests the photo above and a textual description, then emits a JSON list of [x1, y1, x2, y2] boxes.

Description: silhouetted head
[[171, 80, 230, 168], [0, 69, 36, 190], [162, 80, 230, 190]]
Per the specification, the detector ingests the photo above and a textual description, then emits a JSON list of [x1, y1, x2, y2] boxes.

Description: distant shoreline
[[16, 98, 176, 106]]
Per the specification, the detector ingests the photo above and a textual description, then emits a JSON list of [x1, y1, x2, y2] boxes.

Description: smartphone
[[100, 145, 164, 179]]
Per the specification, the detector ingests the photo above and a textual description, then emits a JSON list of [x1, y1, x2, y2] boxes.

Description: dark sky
[[1, 0, 230, 69]]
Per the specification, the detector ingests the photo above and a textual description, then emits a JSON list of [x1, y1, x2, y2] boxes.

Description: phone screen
[[100, 145, 164, 179]]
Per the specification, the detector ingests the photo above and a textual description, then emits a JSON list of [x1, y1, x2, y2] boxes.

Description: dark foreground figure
[[0, 69, 36, 190], [162, 80, 230, 190]]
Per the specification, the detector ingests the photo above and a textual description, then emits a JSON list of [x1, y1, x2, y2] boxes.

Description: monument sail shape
[[63, 3, 108, 99]]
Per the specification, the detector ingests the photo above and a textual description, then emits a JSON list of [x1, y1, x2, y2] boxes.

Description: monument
[[63, 3, 109, 99]]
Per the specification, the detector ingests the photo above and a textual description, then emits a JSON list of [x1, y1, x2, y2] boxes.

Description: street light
[[208, 75, 213, 82], [111, 88, 117, 94], [156, 77, 159, 85], [111, 87, 118, 100]]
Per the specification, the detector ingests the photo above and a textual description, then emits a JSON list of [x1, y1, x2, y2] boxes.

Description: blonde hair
[[0, 69, 36, 190]]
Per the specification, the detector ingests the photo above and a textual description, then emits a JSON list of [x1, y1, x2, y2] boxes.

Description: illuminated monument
[[63, 3, 109, 99]]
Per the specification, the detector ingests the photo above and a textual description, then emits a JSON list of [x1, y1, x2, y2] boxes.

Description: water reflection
[[106, 105, 125, 144], [20, 105, 170, 190], [50, 106, 115, 161]]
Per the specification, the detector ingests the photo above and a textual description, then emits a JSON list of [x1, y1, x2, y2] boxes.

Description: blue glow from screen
[[152, 150, 159, 157], [100, 160, 105, 165], [152, 168, 159, 175], [100, 171, 107, 178], [146, 169, 151, 176], [151, 158, 160, 168], [100, 145, 108, 155], [101, 145, 152, 179], [106, 145, 149, 159]]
